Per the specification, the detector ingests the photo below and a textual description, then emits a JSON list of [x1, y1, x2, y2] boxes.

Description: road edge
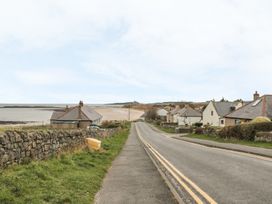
[[173, 136, 272, 159], [135, 122, 218, 204]]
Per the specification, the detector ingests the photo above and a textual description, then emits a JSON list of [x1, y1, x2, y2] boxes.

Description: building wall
[[79, 121, 92, 128], [202, 102, 220, 126], [177, 116, 202, 126], [224, 118, 236, 126], [173, 114, 179, 123], [51, 119, 101, 129], [167, 113, 173, 123], [51, 123, 78, 129], [157, 109, 168, 118], [224, 118, 251, 126]]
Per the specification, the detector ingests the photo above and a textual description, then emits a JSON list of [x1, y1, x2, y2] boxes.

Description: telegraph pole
[[128, 104, 131, 121]]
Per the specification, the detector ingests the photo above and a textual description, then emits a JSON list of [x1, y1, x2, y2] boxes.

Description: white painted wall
[[157, 109, 168, 117], [177, 116, 202, 126], [173, 114, 179, 123], [202, 101, 220, 126]]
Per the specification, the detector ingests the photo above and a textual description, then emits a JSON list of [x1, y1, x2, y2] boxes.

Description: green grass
[[186, 134, 272, 149], [153, 124, 176, 134], [0, 125, 52, 133], [0, 125, 130, 204]]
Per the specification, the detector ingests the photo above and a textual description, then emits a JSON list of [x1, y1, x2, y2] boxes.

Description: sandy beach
[[95, 107, 144, 121]]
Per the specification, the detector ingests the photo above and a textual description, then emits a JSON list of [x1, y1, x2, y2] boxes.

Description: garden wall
[[0, 128, 118, 169]]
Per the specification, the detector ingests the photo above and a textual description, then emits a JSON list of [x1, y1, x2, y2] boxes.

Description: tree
[[145, 109, 158, 121]]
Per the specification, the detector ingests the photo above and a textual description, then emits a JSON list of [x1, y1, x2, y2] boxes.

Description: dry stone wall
[[0, 128, 118, 169]]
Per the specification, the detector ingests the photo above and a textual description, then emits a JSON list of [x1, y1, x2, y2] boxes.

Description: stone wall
[[0, 128, 118, 169], [255, 131, 272, 142]]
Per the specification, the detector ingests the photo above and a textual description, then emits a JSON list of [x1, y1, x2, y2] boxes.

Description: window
[[235, 119, 241, 125], [221, 119, 224, 125], [211, 111, 214, 116]]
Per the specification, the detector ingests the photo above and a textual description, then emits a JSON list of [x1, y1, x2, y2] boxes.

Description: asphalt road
[[135, 122, 272, 204]]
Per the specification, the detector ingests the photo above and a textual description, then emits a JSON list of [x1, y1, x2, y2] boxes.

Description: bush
[[175, 127, 193, 133], [193, 122, 203, 128], [219, 122, 272, 141], [203, 125, 218, 136], [194, 127, 204, 134], [101, 121, 120, 129]]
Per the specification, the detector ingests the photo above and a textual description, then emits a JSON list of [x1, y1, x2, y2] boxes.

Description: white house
[[202, 101, 243, 127], [176, 106, 202, 126], [156, 108, 168, 121]]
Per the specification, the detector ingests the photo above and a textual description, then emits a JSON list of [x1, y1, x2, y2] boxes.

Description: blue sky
[[0, 0, 272, 103]]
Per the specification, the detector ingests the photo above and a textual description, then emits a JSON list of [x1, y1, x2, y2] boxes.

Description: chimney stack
[[253, 91, 260, 101], [79, 101, 84, 107]]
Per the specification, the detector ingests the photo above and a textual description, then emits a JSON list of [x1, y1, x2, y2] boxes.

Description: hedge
[[218, 122, 272, 141]]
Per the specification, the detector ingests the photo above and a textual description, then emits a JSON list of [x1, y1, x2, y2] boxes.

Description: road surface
[[135, 122, 272, 204]]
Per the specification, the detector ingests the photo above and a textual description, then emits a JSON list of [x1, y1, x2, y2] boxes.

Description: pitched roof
[[225, 95, 272, 120], [51, 103, 102, 122], [212, 101, 240, 117], [157, 109, 168, 116], [177, 106, 202, 117], [170, 107, 181, 115]]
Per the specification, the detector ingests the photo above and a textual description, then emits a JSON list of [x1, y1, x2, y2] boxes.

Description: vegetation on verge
[[218, 122, 272, 141], [153, 124, 176, 133], [185, 133, 272, 149], [0, 123, 130, 204]]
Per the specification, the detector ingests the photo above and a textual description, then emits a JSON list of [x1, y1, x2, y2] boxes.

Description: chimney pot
[[253, 91, 260, 101], [79, 101, 84, 107]]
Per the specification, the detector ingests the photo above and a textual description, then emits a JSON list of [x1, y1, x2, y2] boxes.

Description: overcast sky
[[0, 0, 271, 103]]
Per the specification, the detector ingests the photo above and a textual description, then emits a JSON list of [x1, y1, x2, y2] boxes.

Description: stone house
[[225, 93, 272, 126], [176, 105, 202, 126], [50, 101, 103, 128], [202, 101, 243, 127], [167, 105, 181, 123]]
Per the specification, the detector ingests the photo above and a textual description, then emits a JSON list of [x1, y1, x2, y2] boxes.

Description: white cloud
[[1, 0, 272, 102], [15, 68, 80, 85]]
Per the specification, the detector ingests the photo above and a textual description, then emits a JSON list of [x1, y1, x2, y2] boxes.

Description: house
[[156, 108, 168, 121], [202, 101, 243, 127], [176, 105, 202, 126], [167, 105, 181, 123], [225, 93, 272, 126], [50, 101, 103, 129]]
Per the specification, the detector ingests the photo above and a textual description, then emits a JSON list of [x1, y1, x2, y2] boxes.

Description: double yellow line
[[135, 124, 217, 204]]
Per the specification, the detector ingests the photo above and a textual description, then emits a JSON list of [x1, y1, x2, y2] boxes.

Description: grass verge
[[0, 125, 130, 204], [153, 124, 176, 134], [186, 134, 272, 149]]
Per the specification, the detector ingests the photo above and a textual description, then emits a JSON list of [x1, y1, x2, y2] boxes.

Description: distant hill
[[108, 101, 140, 106]]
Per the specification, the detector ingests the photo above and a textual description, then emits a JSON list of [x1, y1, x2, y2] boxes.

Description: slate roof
[[225, 95, 272, 120], [170, 107, 181, 115], [51, 103, 102, 122], [212, 101, 240, 117], [177, 106, 202, 117]]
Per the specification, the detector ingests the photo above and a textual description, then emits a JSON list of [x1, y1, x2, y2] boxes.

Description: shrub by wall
[[218, 122, 272, 141]]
